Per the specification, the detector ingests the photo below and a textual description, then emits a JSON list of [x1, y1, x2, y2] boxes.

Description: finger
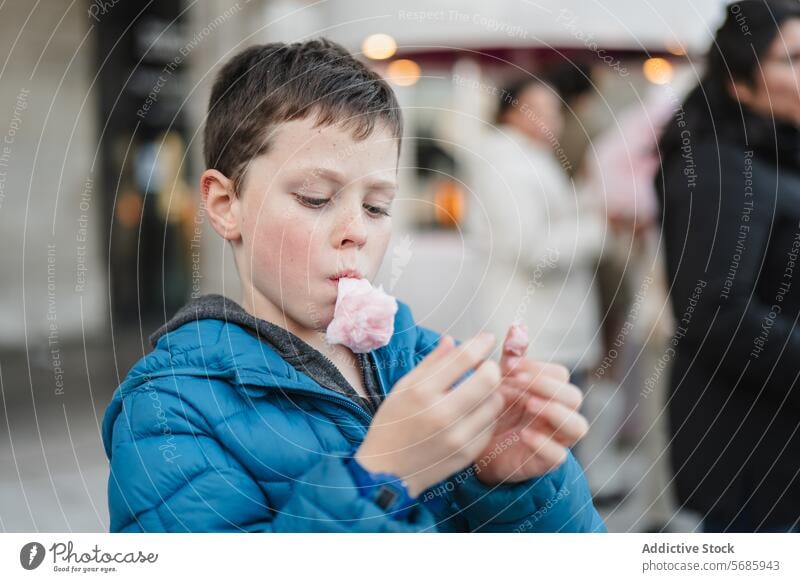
[[519, 428, 569, 469], [500, 321, 529, 375], [527, 397, 590, 445], [421, 332, 497, 392], [507, 358, 570, 383], [537, 361, 570, 383], [420, 334, 456, 362], [498, 382, 526, 406], [461, 389, 505, 440], [429, 388, 504, 464], [392, 334, 456, 393], [504, 375, 583, 410], [453, 391, 508, 462], [445, 359, 503, 416]]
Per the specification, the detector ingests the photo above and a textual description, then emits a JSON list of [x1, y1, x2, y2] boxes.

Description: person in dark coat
[[656, 0, 800, 532]]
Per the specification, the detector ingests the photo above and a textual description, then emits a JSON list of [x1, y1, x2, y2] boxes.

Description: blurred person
[[583, 84, 685, 526], [473, 76, 604, 382], [656, 0, 800, 532], [544, 61, 597, 176], [471, 77, 607, 503]]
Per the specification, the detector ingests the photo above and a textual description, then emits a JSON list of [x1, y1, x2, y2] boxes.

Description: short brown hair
[[203, 38, 403, 194]]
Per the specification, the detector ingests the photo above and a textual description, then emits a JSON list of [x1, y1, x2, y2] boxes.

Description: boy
[[102, 39, 606, 532]]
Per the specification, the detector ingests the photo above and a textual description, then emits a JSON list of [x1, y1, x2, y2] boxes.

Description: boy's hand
[[356, 332, 504, 497], [473, 326, 589, 485]]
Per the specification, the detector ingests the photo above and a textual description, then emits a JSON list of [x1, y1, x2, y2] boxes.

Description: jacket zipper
[[304, 352, 386, 425], [239, 339, 390, 427], [368, 350, 387, 398], [278, 348, 386, 426], [295, 387, 374, 426]]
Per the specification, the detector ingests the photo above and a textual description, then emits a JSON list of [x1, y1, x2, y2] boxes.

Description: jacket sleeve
[[660, 144, 800, 412], [106, 384, 439, 532], [447, 452, 607, 532], [412, 325, 606, 532]]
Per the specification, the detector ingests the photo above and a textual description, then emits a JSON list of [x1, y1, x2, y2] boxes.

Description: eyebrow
[[296, 166, 397, 195]]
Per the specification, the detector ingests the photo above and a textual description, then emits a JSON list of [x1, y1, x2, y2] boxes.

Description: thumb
[[500, 321, 529, 376]]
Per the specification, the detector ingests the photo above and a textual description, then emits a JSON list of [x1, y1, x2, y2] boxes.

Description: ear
[[201, 169, 241, 241]]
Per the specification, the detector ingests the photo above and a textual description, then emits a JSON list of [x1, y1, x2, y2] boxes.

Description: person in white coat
[[470, 78, 605, 380]]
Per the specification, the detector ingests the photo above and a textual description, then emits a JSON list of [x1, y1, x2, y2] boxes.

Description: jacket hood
[[102, 296, 422, 457], [122, 295, 417, 390]]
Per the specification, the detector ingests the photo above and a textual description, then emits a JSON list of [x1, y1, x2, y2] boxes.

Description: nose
[[332, 198, 368, 249]]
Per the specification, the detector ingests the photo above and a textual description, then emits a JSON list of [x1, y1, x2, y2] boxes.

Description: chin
[[302, 300, 335, 330]]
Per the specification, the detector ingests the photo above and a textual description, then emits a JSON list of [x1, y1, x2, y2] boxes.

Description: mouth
[[328, 269, 364, 284]]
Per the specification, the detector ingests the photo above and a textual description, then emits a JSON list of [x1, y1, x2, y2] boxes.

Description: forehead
[[262, 116, 399, 179], [771, 18, 800, 53]]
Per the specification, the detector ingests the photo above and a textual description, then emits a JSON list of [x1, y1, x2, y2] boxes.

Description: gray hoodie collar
[[149, 294, 383, 415]]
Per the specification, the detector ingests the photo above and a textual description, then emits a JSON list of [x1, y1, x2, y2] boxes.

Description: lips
[[329, 269, 364, 282]]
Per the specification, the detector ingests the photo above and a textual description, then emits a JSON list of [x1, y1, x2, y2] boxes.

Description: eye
[[364, 204, 391, 217], [294, 194, 329, 208]]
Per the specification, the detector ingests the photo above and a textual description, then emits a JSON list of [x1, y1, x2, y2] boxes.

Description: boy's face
[[233, 116, 398, 332]]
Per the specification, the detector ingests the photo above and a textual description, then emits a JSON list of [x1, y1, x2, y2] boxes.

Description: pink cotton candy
[[325, 277, 398, 353], [503, 320, 529, 356]]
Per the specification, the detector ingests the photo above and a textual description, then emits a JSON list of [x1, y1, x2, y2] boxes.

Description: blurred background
[[0, 0, 741, 531]]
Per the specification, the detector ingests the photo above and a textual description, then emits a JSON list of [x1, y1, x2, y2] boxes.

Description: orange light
[[386, 59, 421, 86], [116, 190, 143, 228], [433, 179, 465, 227], [642, 57, 674, 85], [362, 34, 397, 60]]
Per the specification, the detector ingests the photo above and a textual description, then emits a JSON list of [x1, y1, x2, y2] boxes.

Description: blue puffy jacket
[[102, 300, 606, 532]]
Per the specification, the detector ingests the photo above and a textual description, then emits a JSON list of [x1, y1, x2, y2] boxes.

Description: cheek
[[777, 75, 800, 114], [267, 219, 316, 284], [762, 70, 800, 113], [370, 224, 392, 268]]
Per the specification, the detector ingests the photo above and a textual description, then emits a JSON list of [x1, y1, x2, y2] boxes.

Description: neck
[[240, 286, 315, 342], [239, 284, 349, 361]]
